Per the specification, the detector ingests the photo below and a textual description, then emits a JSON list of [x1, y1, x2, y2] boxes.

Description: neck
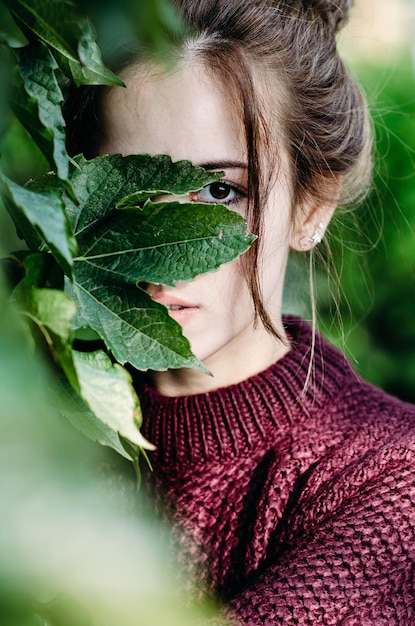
[[151, 321, 290, 397], [138, 316, 353, 467]]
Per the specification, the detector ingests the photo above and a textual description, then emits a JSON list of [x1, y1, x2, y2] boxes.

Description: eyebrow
[[199, 160, 248, 171]]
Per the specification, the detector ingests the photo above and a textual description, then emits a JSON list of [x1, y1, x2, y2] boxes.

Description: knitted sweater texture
[[138, 317, 415, 625]]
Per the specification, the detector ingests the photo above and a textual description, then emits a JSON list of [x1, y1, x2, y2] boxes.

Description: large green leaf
[[74, 350, 151, 447], [3, 0, 121, 86], [71, 204, 253, 370], [66, 272, 203, 372], [76, 198, 254, 286], [11, 41, 68, 179], [1, 174, 77, 277]]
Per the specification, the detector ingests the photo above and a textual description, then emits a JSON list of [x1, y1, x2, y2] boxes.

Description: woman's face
[[100, 60, 295, 393]]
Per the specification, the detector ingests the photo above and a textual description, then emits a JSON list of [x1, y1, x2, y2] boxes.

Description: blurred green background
[[312, 0, 415, 403]]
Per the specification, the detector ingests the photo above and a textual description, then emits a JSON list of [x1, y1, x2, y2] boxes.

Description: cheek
[[195, 257, 253, 310], [216, 261, 254, 322]]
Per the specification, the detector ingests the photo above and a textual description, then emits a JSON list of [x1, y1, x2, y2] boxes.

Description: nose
[[142, 282, 163, 297], [154, 193, 191, 204]]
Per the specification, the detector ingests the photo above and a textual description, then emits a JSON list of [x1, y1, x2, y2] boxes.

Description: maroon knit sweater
[[138, 317, 415, 625]]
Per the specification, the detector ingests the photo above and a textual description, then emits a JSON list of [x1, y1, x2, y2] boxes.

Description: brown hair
[[64, 0, 372, 337]]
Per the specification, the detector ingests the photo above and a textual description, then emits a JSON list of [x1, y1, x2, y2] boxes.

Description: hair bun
[[307, 0, 354, 33]]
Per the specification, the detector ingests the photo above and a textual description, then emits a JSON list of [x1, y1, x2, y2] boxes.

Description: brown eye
[[209, 182, 232, 200], [195, 180, 245, 206]]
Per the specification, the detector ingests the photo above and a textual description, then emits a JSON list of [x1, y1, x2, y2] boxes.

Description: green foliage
[[2, 175, 76, 274], [2, 0, 122, 84], [11, 41, 69, 178], [0, 3, 254, 482], [82, 0, 186, 65], [0, 0, 248, 623], [5, 154, 253, 379]]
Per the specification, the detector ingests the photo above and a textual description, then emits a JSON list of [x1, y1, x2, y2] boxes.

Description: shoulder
[[262, 318, 415, 544], [227, 358, 415, 623]]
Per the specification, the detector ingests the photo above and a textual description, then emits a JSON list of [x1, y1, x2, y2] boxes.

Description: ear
[[289, 178, 341, 252]]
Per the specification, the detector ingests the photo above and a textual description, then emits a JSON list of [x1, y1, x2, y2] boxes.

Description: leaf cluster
[[0, 2, 254, 471]]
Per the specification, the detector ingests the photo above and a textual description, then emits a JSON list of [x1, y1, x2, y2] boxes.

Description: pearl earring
[[299, 223, 324, 251]]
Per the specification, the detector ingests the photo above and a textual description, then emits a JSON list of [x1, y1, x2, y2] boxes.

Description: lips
[[149, 291, 199, 325], [150, 293, 195, 309]]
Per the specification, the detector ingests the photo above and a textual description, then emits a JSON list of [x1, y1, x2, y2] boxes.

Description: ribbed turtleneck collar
[[137, 317, 352, 469]]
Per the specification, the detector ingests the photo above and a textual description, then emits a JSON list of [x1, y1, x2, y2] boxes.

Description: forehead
[[100, 61, 246, 165]]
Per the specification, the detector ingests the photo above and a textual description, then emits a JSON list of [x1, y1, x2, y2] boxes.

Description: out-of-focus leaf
[[0, 269, 223, 626], [0, 43, 13, 139], [13, 274, 78, 390], [73, 349, 153, 451], [2, 0, 121, 86], [130, 0, 185, 58], [82, 0, 185, 63], [11, 41, 68, 179], [1, 174, 77, 277], [0, 3, 27, 47], [13, 250, 63, 290]]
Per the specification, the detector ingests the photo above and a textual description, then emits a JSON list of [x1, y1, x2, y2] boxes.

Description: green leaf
[[0, 3, 27, 47], [129, 0, 185, 59], [53, 39, 123, 88], [38, 154, 224, 231], [3, 0, 121, 86], [65, 273, 203, 372], [66, 349, 154, 457], [76, 198, 255, 286], [11, 41, 68, 179], [1, 174, 77, 277], [13, 251, 63, 290], [3, 0, 82, 60], [13, 279, 78, 390], [69, 198, 253, 371], [58, 377, 130, 460]]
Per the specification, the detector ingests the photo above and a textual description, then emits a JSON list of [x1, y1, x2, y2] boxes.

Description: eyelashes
[[191, 179, 247, 207]]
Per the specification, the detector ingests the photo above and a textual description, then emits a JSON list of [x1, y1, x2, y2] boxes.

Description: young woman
[[66, 0, 415, 623]]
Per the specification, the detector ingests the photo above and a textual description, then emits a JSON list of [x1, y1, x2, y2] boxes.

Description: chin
[[186, 340, 221, 367]]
